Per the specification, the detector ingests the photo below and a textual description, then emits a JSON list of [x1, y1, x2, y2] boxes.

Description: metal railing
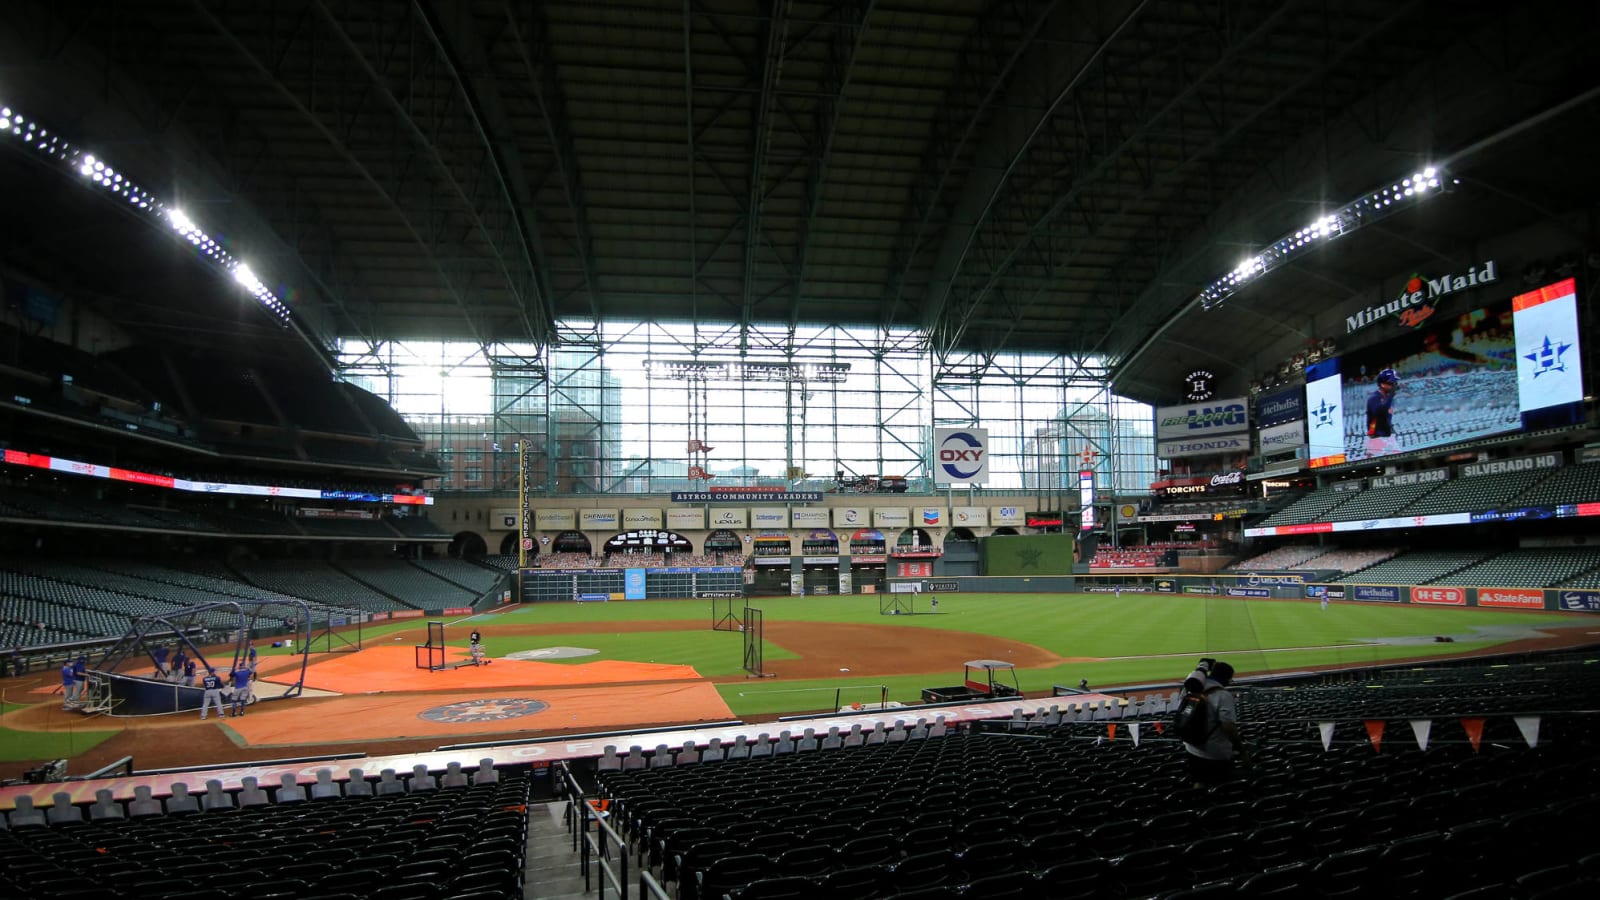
[[556, 760, 637, 900]]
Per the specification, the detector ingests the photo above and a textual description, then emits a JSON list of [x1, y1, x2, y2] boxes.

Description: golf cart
[[921, 659, 1023, 703]]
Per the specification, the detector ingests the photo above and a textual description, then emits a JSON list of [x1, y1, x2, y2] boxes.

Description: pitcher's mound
[[504, 647, 600, 661]]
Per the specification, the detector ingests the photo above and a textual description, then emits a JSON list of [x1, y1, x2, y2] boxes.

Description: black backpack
[[1172, 685, 1218, 744]]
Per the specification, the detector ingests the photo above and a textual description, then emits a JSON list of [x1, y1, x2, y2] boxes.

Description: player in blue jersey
[[1365, 368, 1400, 456], [229, 663, 253, 717]]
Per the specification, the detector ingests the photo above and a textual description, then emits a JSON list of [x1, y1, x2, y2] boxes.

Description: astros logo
[[419, 698, 549, 724]]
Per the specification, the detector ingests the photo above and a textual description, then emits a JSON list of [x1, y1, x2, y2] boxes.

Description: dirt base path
[[742, 621, 1065, 680]]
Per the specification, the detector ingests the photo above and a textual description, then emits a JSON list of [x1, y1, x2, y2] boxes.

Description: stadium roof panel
[[0, 1, 1596, 394]]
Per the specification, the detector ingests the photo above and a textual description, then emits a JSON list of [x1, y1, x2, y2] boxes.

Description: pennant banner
[[1514, 716, 1540, 749], [1129, 722, 1141, 747], [1409, 719, 1432, 752], [1364, 720, 1386, 753], [1461, 718, 1485, 753], [1107, 723, 1118, 741], [1153, 721, 1164, 735], [1319, 722, 1335, 751]]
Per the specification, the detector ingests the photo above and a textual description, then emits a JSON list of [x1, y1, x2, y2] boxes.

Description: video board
[[1305, 279, 1584, 468]]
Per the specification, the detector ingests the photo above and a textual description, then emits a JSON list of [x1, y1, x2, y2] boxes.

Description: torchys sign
[[1344, 260, 1498, 334]]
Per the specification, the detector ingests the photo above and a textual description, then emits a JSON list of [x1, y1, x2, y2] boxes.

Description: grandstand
[[1228, 545, 1326, 571], [230, 560, 414, 614], [1324, 482, 1442, 522], [1342, 551, 1494, 585], [1255, 489, 1355, 527], [1431, 549, 1600, 589], [1511, 462, 1600, 508]]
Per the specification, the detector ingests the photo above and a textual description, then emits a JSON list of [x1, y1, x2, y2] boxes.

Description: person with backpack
[[1175, 658, 1249, 788]]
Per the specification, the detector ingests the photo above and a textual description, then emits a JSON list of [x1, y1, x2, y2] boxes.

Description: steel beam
[[787, 0, 875, 331], [309, 0, 551, 344], [739, 0, 793, 350], [499, 0, 603, 321]]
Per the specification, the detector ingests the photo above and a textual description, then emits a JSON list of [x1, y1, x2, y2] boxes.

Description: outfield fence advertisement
[[1076, 574, 1600, 613]]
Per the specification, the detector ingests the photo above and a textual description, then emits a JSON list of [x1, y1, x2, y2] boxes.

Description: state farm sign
[[1476, 588, 1545, 609], [1410, 586, 1465, 606]]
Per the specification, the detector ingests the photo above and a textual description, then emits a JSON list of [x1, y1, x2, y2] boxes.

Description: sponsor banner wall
[[579, 509, 619, 529], [1352, 585, 1401, 602], [873, 507, 910, 528], [832, 507, 869, 529], [1460, 452, 1562, 478], [666, 508, 705, 530], [1558, 590, 1600, 612], [1369, 468, 1449, 489], [1411, 586, 1466, 606], [622, 508, 663, 529], [1476, 587, 1546, 609], [1226, 587, 1272, 598], [1304, 584, 1327, 598], [918, 507, 946, 527], [1259, 420, 1305, 452], [951, 506, 987, 527], [751, 507, 789, 528], [1155, 396, 1250, 441], [491, 507, 521, 530], [1256, 387, 1305, 428], [1155, 578, 1177, 594], [535, 509, 576, 530], [1157, 435, 1250, 458], [708, 508, 748, 528], [790, 508, 831, 528], [990, 505, 1023, 526]]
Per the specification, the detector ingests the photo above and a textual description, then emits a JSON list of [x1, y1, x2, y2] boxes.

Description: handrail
[[638, 870, 672, 900], [557, 760, 633, 900]]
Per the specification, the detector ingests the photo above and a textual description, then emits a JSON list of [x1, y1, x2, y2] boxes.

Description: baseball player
[[1365, 368, 1400, 456], [199, 667, 226, 720]]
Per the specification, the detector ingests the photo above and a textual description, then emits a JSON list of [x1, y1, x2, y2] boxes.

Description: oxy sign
[[933, 427, 990, 485]]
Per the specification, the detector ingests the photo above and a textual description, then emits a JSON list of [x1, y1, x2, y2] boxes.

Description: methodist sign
[[933, 427, 990, 485], [1155, 397, 1249, 442]]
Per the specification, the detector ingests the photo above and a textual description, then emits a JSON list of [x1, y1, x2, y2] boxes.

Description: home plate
[[504, 647, 600, 661]]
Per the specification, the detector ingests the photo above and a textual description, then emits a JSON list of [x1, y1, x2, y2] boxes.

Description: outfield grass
[[0, 700, 119, 763], [467, 593, 1572, 717]]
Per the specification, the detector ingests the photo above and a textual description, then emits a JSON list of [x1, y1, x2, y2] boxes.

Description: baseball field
[[0, 591, 1589, 776]]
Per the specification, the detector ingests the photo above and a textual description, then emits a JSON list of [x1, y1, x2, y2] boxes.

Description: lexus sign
[[933, 427, 990, 486]]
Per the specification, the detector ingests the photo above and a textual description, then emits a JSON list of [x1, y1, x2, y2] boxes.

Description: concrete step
[[527, 800, 590, 899]]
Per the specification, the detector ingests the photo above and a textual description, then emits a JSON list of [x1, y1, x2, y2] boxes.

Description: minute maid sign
[[1345, 260, 1498, 334]]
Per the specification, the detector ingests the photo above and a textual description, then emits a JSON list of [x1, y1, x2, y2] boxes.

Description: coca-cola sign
[[1210, 471, 1243, 487]]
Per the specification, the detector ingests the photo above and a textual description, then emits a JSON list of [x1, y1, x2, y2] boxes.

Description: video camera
[[1194, 658, 1217, 675]]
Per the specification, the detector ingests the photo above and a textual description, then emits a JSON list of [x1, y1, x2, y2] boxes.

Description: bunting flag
[[1129, 722, 1141, 747], [1153, 721, 1164, 735], [1107, 723, 1118, 741], [1408, 720, 1432, 752], [1364, 720, 1386, 753], [1460, 718, 1485, 753], [1318, 722, 1335, 751], [1514, 716, 1540, 749]]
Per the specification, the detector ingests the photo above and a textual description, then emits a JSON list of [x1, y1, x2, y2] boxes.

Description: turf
[[464, 592, 1575, 718], [0, 725, 119, 763]]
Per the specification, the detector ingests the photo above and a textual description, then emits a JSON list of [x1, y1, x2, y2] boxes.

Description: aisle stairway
[[528, 801, 589, 899]]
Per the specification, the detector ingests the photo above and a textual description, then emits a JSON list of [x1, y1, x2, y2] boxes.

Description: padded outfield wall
[[979, 534, 1077, 576]]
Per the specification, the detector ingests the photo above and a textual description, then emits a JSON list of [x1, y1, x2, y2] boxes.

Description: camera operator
[[1183, 658, 1249, 788]]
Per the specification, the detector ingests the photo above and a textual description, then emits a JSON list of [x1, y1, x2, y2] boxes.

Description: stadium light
[[1199, 164, 1450, 310], [0, 96, 294, 325]]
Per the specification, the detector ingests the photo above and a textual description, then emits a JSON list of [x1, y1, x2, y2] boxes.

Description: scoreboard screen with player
[[1305, 279, 1584, 468]]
